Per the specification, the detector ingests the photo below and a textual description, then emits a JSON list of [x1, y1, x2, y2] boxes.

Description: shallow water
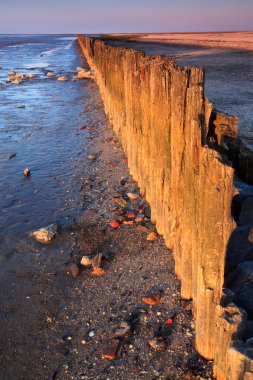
[[0, 35, 93, 257], [110, 40, 253, 139]]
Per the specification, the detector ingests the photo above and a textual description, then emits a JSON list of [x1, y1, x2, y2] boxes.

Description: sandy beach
[[113, 31, 253, 51]]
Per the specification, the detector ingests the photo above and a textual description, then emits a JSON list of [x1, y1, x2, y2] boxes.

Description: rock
[[142, 294, 161, 306], [27, 73, 36, 78], [102, 339, 121, 360], [8, 153, 16, 160], [80, 256, 92, 267], [8, 71, 16, 76], [77, 70, 94, 79], [91, 267, 105, 276], [86, 155, 96, 161], [31, 224, 58, 244], [67, 263, 81, 278], [110, 220, 120, 228], [47, 72, 56, 77], [57, 76, 68, 82], [125, 211, 136, 219], [76, 66, 85, 71], [114, 321, 131, 339], [127, 192, 139, 200], [135, 214, 145, 223], [16, 73, 26, 79], [0, 66, 2, 69], [23, 168, 30, 176], [147, 338, 167, 351], [17, 104, 25, 109], [113, 197, 128, 207], [11, 79, 21, 85], [88, 329, 96, 337], [147, 232, 158, 241]]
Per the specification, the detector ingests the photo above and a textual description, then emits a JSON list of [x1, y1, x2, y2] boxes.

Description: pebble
[[30, 223, 58, 244], [88, 330, 96, 337], [17, 104, 25, 109], [57, 76, 68, 81], [47, 72, 56, 77], [148, 338, 167, 351], [80, 256, 92, 267], [87, 155, 96, 161], [23, 168, 30, 176]]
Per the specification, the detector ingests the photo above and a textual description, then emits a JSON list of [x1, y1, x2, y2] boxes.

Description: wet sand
[[0, 39, 213, 379]]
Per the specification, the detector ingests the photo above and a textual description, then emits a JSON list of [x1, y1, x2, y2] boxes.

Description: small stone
[[147, 338, 167, 351], [147, 232, 158, 241], [102, 339, 121, 360], [80, 256, 92, 267], [23, 168, 30, 176], [88, 330, 96, 337], [17, 104, 25, 109], [127, 192, 139, 200], [16, 73, 26, 79], [27, 73, 36, 78], [11, 79, 21, 85], [142, 294, 161, 306], [8, 153, 16, 160], [31, 223, 58, 244], [87, 155, 96, 161], [8, 71, 16, 76], [57, 76, 68, 81], [114, 321, 131, 339], [47, 72, 56, 77], [113, 197, 128, 207], [135, 214, 145, 223]]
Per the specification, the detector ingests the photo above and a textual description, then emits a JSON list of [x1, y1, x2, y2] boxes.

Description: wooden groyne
[[78, 34, 253, 379]]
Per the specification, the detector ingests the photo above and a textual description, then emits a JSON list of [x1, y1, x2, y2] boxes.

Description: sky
[[0, 0, 252, 34]]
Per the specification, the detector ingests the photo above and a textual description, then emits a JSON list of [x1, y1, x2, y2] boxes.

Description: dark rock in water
[[17, 104, 25, 109], [8, 153, 16, 160], [238, 197, 253, 226]]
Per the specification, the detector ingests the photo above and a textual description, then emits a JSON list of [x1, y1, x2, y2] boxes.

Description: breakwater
[[78, 35, 253, 379]]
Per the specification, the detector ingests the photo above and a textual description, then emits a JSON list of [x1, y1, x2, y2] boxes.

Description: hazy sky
[[0, 0, 252, 34]]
